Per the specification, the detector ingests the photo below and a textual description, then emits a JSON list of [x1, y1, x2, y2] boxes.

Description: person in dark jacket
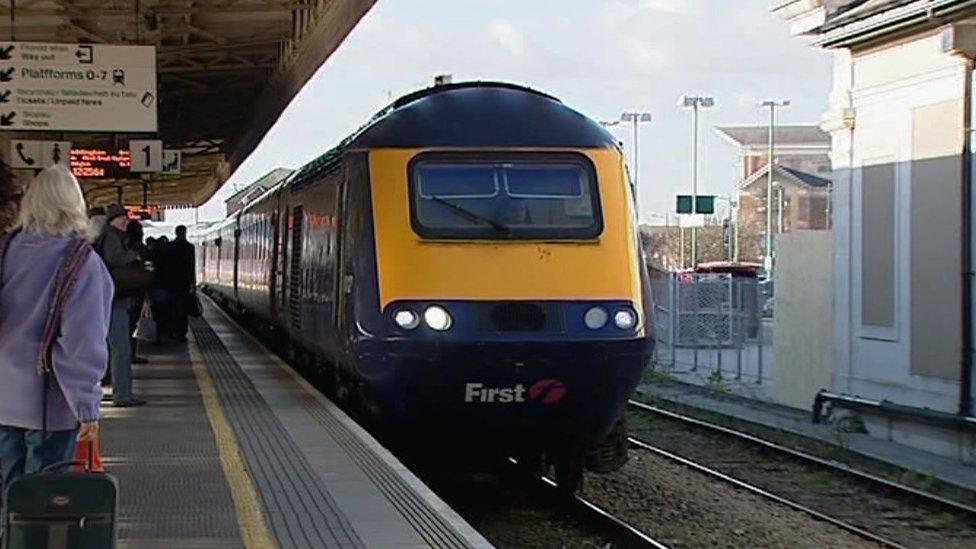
[[148, 236, 171, 339], [95, 205, 146, 407], [124, 220, 149, 365], [165, 226, 196, 342]]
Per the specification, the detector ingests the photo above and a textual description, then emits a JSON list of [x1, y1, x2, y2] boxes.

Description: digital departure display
[[70, 148, 131, 179]]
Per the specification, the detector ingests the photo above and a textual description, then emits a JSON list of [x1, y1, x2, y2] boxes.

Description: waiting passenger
[[164, 225, 196, 342], [125, 220, 148, 365], [0, 166, 111, 521], [95, 204, 148, 407], [149, 236, 172, 339]]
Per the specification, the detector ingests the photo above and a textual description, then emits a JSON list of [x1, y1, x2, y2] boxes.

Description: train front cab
[[350, 145, 652, 479]]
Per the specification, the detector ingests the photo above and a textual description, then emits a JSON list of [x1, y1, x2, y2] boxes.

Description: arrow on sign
[[0, 45, 13, 60], [0, 68, 12, 82], [75, 45, 93, 64], [0, 90, 9, 103], [1, 112, 15, 126]]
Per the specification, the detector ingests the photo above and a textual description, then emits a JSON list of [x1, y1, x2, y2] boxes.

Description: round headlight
[[584, 306, 609, 330], [614, 309, 637, 330], [424, 306, 453, 331], [393, 309, 420, 330]]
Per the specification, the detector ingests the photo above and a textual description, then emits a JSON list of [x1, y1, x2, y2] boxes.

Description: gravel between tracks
[[582, 451, 881, 548], [431, 476, 619, 548]]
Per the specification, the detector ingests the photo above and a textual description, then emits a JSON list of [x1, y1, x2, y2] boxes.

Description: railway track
[[538, 474, 670, 548], [627, 399, 976, 548]]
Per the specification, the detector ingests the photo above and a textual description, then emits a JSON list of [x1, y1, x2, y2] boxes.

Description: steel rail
[[537, 476, 671, 549], [628, 399, 976, 517], [626, 436, 906, 549], [507, 457, 669, 548]]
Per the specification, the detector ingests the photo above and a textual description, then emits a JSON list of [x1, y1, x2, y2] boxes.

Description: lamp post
[[760, 99, 790, 274], [713, 195, 737, 261], [776, 185, 785, 234], [602, 112, 652, 216], [679, 95, 714, 269]]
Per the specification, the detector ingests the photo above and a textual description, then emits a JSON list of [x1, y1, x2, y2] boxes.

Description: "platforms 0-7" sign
[[0, 42, 157, 132]]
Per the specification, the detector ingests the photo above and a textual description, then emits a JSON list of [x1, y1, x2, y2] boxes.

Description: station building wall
[[825, 31, 965, 416]]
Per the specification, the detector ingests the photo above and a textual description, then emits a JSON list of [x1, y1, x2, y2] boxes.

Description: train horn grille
[[478, 302, 565, 333]]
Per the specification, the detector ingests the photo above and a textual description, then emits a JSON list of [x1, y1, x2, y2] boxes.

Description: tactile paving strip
[[303, 404, 473, 548], [101, 344, 243, 548], [191, 320, 365, 549]]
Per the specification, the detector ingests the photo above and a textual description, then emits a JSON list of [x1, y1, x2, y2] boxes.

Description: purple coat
[[0, 230, 113, 431]]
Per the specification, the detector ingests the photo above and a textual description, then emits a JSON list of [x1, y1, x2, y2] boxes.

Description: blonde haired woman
[[0, 165, 112, 520]]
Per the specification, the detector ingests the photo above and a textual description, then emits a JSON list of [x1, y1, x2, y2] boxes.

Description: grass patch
[[803, 470, 834, 489], [922, 512, 957, 530]]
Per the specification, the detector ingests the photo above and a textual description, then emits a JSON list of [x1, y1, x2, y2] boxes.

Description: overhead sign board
[[10, 139, 71, 169], [129, 139, 162, 172], [0, 41, 157, 132], [70, 148, 131, 179]]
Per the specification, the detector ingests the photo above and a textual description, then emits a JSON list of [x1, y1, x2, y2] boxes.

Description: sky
[[173, 0, 833, 225]]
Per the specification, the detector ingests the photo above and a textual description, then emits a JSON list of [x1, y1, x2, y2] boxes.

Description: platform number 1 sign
[[129, 139, 162, 172]]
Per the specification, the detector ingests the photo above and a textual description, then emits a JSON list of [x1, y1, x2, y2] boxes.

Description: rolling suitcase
[[2, 454, 118, 549]]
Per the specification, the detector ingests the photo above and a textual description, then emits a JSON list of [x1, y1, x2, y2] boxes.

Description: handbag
[[109, 262, 153, 299], [4, 438, 117, 549], [74, 436, 105, 474], [134, 301, 157, 342]]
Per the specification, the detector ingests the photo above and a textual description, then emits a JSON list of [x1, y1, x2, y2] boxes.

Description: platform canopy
[[0, 0, 376, 208]]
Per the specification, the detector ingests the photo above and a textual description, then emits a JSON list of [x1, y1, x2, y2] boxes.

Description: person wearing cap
[[95, 204, 146, 407]]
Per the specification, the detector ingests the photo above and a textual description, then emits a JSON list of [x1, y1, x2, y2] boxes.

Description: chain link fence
[[650, 269, 773, 385]]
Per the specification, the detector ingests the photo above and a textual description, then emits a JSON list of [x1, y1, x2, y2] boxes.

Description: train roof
[[350, 81, 617, 149], [288, 82, 618, 188]]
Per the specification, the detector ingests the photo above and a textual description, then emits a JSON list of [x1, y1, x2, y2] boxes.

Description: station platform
[[99, 299, 491, 549]]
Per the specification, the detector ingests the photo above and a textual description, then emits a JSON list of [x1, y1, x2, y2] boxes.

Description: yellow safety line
[[188, 337, 278, 549]]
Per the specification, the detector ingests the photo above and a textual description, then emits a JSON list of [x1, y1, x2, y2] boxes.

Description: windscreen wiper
[[428, 195, 510, 233]]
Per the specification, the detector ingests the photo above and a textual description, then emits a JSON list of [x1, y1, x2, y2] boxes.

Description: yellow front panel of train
[[369, 148, 642, 309]]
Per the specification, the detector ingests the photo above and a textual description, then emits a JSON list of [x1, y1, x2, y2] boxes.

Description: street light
[[601, 112, 652, 214], [760, 99, 790, 274], [678, 95, 714, 268]]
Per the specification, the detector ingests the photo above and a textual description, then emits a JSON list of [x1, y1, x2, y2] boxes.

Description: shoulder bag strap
[[39, 238, 94, 434]]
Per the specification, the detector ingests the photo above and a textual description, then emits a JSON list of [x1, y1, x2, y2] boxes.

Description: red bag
[[74, 436, 105, 473]]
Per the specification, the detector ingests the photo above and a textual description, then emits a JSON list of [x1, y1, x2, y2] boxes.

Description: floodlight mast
[[602, 112, 652, 217], [679, 95, 714, 268], [760, 99, 790, 274]]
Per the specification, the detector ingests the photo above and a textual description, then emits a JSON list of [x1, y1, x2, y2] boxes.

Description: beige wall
[[910, 100, 964, 380], [771, 231, 833, 409]]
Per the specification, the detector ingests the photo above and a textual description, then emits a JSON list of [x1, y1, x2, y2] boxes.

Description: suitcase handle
[[39, 460, 86, 474]]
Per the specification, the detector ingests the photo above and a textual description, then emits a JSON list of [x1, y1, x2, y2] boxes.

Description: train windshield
[[410, 155, 603, 239]]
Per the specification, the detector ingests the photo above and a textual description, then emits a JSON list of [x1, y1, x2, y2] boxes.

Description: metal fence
[[650, 269, 772, 385]]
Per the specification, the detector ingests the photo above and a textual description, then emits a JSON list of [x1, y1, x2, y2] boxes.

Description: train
[[195, 82, 653, 491]]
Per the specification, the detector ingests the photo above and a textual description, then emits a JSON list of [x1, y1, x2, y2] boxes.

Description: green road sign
[[696, 195, 715, 214], [676, 194, 716, 214]]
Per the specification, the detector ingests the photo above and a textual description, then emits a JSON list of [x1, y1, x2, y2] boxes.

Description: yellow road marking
[[188, 337, 277, 549]]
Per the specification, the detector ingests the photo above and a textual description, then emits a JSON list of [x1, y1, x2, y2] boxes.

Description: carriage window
[[411, 155, 602, 240]]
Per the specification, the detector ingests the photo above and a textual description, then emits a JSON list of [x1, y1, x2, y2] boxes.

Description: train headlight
[[424, 306, 453, 331], [584, 306, 609, 330], [393, 309, 420, 330], [614, 308, 638, 330]]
